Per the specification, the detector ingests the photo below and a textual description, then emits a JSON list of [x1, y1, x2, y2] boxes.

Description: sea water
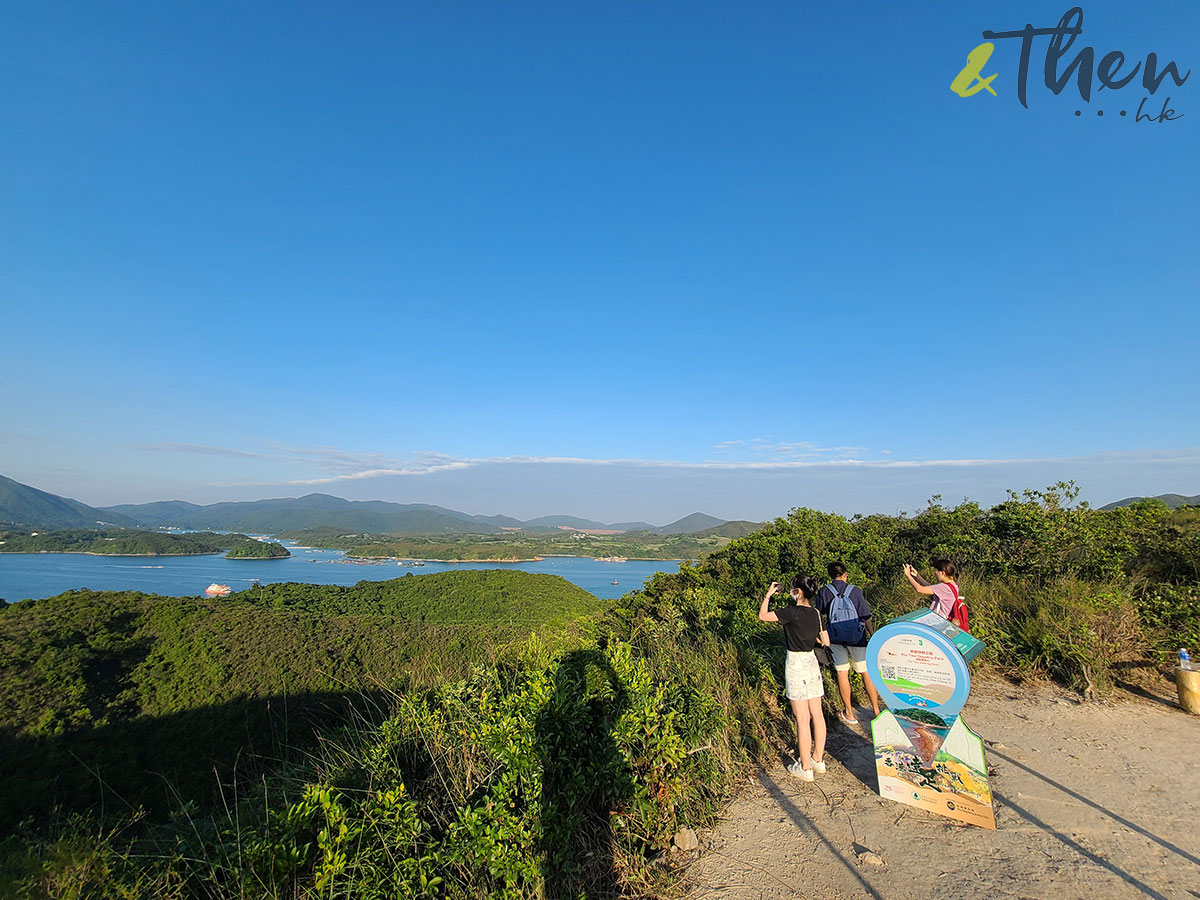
[[0, 543, 680, 602]]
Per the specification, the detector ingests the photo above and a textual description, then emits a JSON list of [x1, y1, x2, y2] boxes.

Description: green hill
[[277, 526, 724, 561], [0, 474, 136, 529], [697, 519, 762, 538], [1100, 493, 1200, 511], [224, 538, 290, 558], [0, 570, 603, 829], [659, 512, 727, 534], [0, 570, 601, 735], [519, 512, 731, 535], [521, 514, 613, 531], [103, 493, 507, 534], [90, 498, 204, 525], [0, 528, 287, 558], [607, 519, 659, 532]]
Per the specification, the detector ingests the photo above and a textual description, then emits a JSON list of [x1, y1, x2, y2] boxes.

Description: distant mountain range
[[0, 474, 744, 536], [1098, 493, 1200, 511], [0, 475, 137, 529], [99, 494, 511, 535]]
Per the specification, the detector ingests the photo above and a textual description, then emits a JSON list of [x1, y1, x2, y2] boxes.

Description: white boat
[[204, 583, 232, 597]]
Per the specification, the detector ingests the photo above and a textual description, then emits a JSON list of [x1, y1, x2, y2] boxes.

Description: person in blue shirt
[[816, 562, 881, 726]]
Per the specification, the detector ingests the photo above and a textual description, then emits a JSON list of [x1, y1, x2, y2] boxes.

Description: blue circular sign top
[[865, 621, 972, 721]]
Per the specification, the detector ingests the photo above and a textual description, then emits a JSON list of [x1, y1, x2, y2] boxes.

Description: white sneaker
[[811, 759, 827, 774], [787, 761, 815, 781]]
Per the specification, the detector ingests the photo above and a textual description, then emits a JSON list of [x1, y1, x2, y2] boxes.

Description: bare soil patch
[[683, 677, 1200, 900]]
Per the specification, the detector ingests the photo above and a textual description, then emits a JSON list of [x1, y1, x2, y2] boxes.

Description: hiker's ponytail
[[791, 574, 820, 600]]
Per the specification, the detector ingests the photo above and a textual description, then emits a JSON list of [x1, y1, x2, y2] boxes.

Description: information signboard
[[865, 615, 995, 829]]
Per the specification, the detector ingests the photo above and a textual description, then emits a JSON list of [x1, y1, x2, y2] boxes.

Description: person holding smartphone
[[904, 559, 968, 630], [759, 575, 831, 781]]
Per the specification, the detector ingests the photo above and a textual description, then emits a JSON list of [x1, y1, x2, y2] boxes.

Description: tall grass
[[868, 575, 1148, 696]]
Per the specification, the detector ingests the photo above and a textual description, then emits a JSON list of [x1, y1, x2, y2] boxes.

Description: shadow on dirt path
[[686, 679, 1200, 900]]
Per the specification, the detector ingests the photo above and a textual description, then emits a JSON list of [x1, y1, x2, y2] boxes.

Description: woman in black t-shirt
[[759, 574, 831, 781]]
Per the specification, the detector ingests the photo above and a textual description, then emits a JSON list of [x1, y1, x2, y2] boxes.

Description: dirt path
[[683, 678, 1200, 900]]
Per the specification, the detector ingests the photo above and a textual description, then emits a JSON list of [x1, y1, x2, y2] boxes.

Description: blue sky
[[2, 1, 1197, 521]]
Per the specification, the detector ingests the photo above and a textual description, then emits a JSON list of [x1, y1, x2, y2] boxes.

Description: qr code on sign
[[881, 664, 896, 680]]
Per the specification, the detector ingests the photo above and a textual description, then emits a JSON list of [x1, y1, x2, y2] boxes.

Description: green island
[[277, 525, 730, 561], [0, 528, 290, 559], [224, 538, 291, 559], [895, 708, 949, 727], [2, 485, 1198, 898]]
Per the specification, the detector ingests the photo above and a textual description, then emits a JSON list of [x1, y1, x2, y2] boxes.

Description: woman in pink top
[[903, 558, 962, 619]]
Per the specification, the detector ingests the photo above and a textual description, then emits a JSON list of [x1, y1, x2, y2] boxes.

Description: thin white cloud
[[285, 460, 475, 484], [280, 446, 457, 475], [131, 442, 279, 461], [133, 441, 454, 477], [274, 446, 1200, 485], [141, 440, 1200, 489], [713, 437, 869, 461]]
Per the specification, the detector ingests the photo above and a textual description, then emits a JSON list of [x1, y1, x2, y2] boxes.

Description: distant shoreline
[[440, 557, 544, 563], [347, 554, 684, 564], [1, 549, 676, 564], [590, 555, 683, 562], [0, 550, 224, 558], [349, 555, 547, 563], [0, 550, 289, 559]]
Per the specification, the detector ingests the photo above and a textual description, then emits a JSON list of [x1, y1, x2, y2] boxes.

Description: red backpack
[[945, 581, 969, 632]]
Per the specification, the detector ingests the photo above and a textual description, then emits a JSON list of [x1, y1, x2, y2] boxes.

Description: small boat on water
[[611, 580, 619, 585], [204, 583, 232, 597]]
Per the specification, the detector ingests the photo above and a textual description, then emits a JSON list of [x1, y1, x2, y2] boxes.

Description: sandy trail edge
[[683, 679, 1200, 900]]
